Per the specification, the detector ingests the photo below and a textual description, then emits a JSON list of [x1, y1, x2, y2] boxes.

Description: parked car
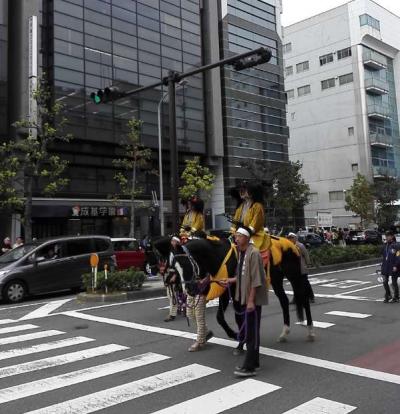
[[347, 229, 382, 245], [111, 238, 158, 276], [0, 236, 115, 303], [297, 232, 327, 248]]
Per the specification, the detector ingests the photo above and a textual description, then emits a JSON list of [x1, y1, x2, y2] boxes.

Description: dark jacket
[[381, 241, 400, 276]]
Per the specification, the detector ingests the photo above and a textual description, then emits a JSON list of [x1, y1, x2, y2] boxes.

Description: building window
[[337, 47, 352, 59], [359, 14, 380, 31], [296, 61, 309, 73], [283, 42, 292, 54], [309, 193, 318, 203], [319, 53, 333, 66], [329, 191, 344, 201], [321, 78, 335, 90], [297, 85, 311, 96], [286, 89, 294, 99], [285, 66, 293, 76], [339, 73, 353, 85], [348, 127, 354, 136]]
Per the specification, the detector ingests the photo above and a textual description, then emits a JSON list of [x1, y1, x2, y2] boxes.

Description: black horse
[[153, 236, 240, 340]]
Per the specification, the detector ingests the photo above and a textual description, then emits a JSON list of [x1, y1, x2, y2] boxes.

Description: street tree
[[242, 159, 310, 227], [344, 173, 374, 227], [0, 77, 72, 241], [113, 119, 154, 238], [179, 156, 215, 201], [372, 176, 400, 228]]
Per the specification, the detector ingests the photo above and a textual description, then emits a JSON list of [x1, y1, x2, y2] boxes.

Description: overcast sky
[[281, 0, 400, 26]]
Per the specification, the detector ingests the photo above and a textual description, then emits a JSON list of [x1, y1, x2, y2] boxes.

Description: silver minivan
[[0, 236, 115, 303]]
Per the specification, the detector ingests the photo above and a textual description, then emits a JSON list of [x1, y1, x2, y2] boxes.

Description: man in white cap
[[223, 226, 268, 377]]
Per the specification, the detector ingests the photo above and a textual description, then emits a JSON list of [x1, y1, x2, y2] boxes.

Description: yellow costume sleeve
[[245, 202, 265, 234], [191, 212, 205, 232], [230, 205, 243, 233], [179, 212, 190, 235]]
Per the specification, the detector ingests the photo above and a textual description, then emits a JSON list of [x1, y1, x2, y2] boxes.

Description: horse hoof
[[277, 325, 290, 342], [307, 327, 315, 342]]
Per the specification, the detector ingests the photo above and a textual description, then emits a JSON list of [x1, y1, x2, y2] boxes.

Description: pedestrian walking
[[287, 233, 315, 303], [1, 237, 12, 255], [12, 237, 24, 249], [223, 226, 268, 377], [381, 230, 400, 303]]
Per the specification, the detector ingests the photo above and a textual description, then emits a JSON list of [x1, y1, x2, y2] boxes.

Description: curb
[[309, 257, 380, 274]]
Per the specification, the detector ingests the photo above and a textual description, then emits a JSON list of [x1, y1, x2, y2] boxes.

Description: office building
[[219, 0, 289, 214], [284, 0, 400, 227], [1, 0, 288, 239]]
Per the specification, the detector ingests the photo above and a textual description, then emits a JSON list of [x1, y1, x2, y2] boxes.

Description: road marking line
[[0, 336, 94, 361], [325, 311, 371, 319], [63, 311, 400, 386], [158, 298, 219, 311], [309, 264, 379, 277], [25, 364, 218, 414], [296, 321, 335, 329], [0, 344, 128, 379], [0, 319, 16, 325], [0, 324, 38, 335], [150, 379, 280, 414], [0, 330, 64, 346], [340, 284, 382, 295], [282, 397, 356, 413], [19, 299, 73, 320], [283, 290, 372, 301], [321, 280, 370, 289], [0, 352, 169, 404]]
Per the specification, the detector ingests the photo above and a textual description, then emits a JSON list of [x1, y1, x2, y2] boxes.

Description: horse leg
[[271, 266, 290, 342], [216, 288, 238, 340], [287, 273, 305, 323]]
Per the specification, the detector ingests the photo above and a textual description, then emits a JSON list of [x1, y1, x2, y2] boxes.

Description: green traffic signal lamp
[[90, 89, 104, 104]]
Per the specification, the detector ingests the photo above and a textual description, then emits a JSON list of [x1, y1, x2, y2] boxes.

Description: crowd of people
[[0, 236, 24, 255]]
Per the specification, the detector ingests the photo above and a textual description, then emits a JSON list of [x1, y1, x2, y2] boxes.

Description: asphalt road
[[0, 263, 399, 413]]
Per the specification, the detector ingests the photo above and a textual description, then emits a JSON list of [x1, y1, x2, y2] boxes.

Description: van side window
[[94, 238, 110, 252], [65, 239, 93, 256], [34, 243, 63, 262]]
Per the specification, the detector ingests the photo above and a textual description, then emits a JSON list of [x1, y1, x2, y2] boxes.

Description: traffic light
[[90, 86, 125, 104], [232, 48, 272, 71]]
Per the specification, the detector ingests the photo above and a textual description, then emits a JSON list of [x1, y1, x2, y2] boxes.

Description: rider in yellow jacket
[[230, 182, 270, 251], [180, 196, 205, 237]]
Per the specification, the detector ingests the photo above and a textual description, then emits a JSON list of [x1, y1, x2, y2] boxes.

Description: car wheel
[[3, 280, 27, 303]]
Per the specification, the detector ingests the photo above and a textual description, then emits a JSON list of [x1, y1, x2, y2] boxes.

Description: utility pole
[[91, 47, 271, 233]]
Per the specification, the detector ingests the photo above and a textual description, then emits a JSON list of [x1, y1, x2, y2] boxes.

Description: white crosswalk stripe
[[0, 323, 38, 335], [325, 311, 371, 319], [0, 319, 17, 325], [282, 397, 356, 413], [25, 364, 219, 414], [0, 344, 129, 378], [0, 353, 169, 404], [149, 379, 280, 414], [0, 336, 94, 361], [0, 330, 64, 345], [296, 321, 335, 328], [0, 321, 359, 413]]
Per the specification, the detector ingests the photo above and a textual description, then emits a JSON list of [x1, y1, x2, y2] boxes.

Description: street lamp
[[157, 80, 187, 236]]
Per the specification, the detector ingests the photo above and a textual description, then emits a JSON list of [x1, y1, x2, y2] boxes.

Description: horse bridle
[[175, 244, 201, 284]]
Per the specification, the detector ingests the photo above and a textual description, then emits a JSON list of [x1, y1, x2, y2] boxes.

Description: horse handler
[[223, 226, 268, 377]]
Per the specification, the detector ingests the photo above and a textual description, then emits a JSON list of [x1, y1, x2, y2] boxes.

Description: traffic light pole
[[167, 72, 179, 234], [93, 47, 271, 234]]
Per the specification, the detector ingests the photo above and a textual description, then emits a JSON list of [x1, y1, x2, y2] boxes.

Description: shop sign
[[71, 206, 128, 217]]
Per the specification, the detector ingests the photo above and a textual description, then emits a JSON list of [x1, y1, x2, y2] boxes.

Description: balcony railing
[[365, 77, 388, 95], [369, 132, 393, 147], [373, 166, 397, 178], [363, 50, 387, 70], [367, 103, 391, 119]]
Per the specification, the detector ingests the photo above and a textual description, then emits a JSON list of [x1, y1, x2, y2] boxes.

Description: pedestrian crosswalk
[[0, 319, 358, 413]]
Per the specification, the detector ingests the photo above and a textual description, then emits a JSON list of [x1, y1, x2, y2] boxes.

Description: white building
[[283, 0, 400, 228]]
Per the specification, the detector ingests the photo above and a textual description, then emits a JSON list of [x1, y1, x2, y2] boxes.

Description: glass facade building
[[0, 0, 7, 141], [28, 0, 205, 237], [220, 0, 289, 212]]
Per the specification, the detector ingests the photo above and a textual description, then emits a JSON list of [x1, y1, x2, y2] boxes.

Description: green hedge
[[309, 244, 381, 267], [82, 267, 146, 293]]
